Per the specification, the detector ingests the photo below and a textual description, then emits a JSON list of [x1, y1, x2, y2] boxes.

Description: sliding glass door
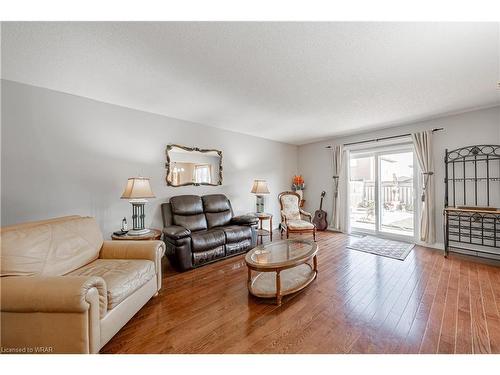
[[349, 146, 416, 239], [349, 154, 376, 233]]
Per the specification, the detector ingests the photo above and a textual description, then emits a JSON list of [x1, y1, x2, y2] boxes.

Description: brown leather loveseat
[[161, 194, 258, 271]]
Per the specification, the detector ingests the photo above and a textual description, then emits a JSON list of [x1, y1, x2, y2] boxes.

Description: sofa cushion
[[206, 211, 233, 228], [202, 194, 233, 228], [170, 195, 208, 231], [202, 194, 232, 212], [0, 216, 103, 277], [170, 195, 204, 215], [191, 229, 226, 252], [68, 259, 155, 310], [173, 213, 208, 232], [222, 225, 252, 243]]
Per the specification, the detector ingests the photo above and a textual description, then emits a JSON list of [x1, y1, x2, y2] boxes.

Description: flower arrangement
[[292, 175, 305, 191]]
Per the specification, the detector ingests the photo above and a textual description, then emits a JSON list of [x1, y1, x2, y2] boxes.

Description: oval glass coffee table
[[245, 239, 318, 305]]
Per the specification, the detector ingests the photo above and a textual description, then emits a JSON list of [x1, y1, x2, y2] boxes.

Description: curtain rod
[[325, 128, 444, 148]]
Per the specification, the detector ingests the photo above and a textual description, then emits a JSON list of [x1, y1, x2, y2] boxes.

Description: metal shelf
[[444, 144, 500, 257]]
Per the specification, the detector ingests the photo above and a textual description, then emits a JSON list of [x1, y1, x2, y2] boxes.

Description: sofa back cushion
[[170, 195, 208, 232], [0, 216, 103, 277], [202, 194, 233, 228]]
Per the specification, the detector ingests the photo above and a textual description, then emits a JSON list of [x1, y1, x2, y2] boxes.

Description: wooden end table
[[254, 212, 273, 245], [111, 228, 162, 241]]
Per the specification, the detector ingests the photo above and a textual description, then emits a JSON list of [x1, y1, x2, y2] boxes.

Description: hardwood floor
[[101, 231, 500, 354]]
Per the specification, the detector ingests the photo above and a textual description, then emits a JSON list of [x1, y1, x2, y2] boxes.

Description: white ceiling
[[2, 22, 499, 145]]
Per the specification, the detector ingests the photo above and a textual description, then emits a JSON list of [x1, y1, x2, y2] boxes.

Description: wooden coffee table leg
[[247, 267, 252, 284], [276, 270, 282, 305], [313, 255, 318, 279]]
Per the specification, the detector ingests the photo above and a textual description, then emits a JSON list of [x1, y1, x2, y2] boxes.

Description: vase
[[296, 190, 303, 200]]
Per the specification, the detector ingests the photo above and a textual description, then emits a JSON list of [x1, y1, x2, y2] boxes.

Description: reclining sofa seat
[[161, 194, 257, 271]]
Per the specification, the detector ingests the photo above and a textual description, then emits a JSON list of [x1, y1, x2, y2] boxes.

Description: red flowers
[[292, 175, 304, 185], [292, 175, 305, 191]]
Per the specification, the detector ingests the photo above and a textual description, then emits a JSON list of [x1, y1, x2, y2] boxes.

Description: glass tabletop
[[246, 240, 317, 268]]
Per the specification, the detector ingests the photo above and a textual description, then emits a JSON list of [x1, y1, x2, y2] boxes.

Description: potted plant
[[292, 175, 305, 200]]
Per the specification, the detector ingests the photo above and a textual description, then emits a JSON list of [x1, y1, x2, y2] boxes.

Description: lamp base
[[256, 195, 265, 213], [127, 228, 151, 236]]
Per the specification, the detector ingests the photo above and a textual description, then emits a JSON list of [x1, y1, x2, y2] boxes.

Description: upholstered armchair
[[278, 191, 316, 241]]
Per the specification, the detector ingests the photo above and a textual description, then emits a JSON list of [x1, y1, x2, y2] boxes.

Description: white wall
[[1, 80, 298, 236], [298, 106, 500, 247], [2, 78, 498, 246]]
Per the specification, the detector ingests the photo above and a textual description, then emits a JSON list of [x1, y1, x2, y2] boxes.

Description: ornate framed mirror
[[165, 144, 223, 187]]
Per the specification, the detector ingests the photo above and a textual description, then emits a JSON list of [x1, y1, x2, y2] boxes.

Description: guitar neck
[[319, 197, 324, 210]]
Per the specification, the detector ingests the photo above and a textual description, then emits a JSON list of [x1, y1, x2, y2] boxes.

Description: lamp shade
[[121, 177, 155, 199], [250, 179, 270, 195]]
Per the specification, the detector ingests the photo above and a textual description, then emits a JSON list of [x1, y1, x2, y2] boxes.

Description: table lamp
[[121, 177, 155, 235], [251, 179, 270, 213]]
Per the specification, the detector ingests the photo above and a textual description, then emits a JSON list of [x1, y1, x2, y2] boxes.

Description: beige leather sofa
[[0, 215, 165, 353]]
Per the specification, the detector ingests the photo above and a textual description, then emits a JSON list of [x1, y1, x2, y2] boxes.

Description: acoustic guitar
[[312, 191, 328, 231]]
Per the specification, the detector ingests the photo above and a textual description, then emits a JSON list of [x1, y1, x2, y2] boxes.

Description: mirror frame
[[165, 144, 223, 187]]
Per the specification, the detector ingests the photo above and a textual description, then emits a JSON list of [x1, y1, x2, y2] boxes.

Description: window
[[194, 164, 212, 184]]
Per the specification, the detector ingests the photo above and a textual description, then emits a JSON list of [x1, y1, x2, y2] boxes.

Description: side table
[[254, 213, 273, 245], [111, 228, 162, 241]]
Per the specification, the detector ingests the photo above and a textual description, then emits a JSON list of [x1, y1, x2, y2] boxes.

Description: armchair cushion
[[286, 220, 315, 230], [0, 275, 107, 318], [231, 214, 258, 226], [280, 194, 301, 221], [163, 225, 191, 240], [68, 259, 155, 310]]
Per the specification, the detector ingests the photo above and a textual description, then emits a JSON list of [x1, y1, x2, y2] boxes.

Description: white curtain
[[338, 148, 349, 233], [411, 130, 436, 244], [330, 145, 345, 231]]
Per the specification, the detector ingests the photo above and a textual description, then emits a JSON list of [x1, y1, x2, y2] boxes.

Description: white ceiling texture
[[2, 22, 499, 145]]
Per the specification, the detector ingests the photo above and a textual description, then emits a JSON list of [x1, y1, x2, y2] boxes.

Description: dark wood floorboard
[[101, 231, 500, 354]]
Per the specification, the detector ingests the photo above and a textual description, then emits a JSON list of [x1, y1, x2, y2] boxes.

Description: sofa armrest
[[100, 240, 165, 262], [231, 214, 258, 226], [163, 225, 191, 240], [99, 240, 165, 291], [1, 275, 105, 353], [1, 275, 107, 318]]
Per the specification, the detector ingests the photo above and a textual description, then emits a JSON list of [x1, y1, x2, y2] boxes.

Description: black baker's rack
[[443, 145, 500, 258]]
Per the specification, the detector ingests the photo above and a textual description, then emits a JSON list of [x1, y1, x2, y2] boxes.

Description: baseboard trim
[[416, 241, 444, 251], [326, 227, 342, 233]]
